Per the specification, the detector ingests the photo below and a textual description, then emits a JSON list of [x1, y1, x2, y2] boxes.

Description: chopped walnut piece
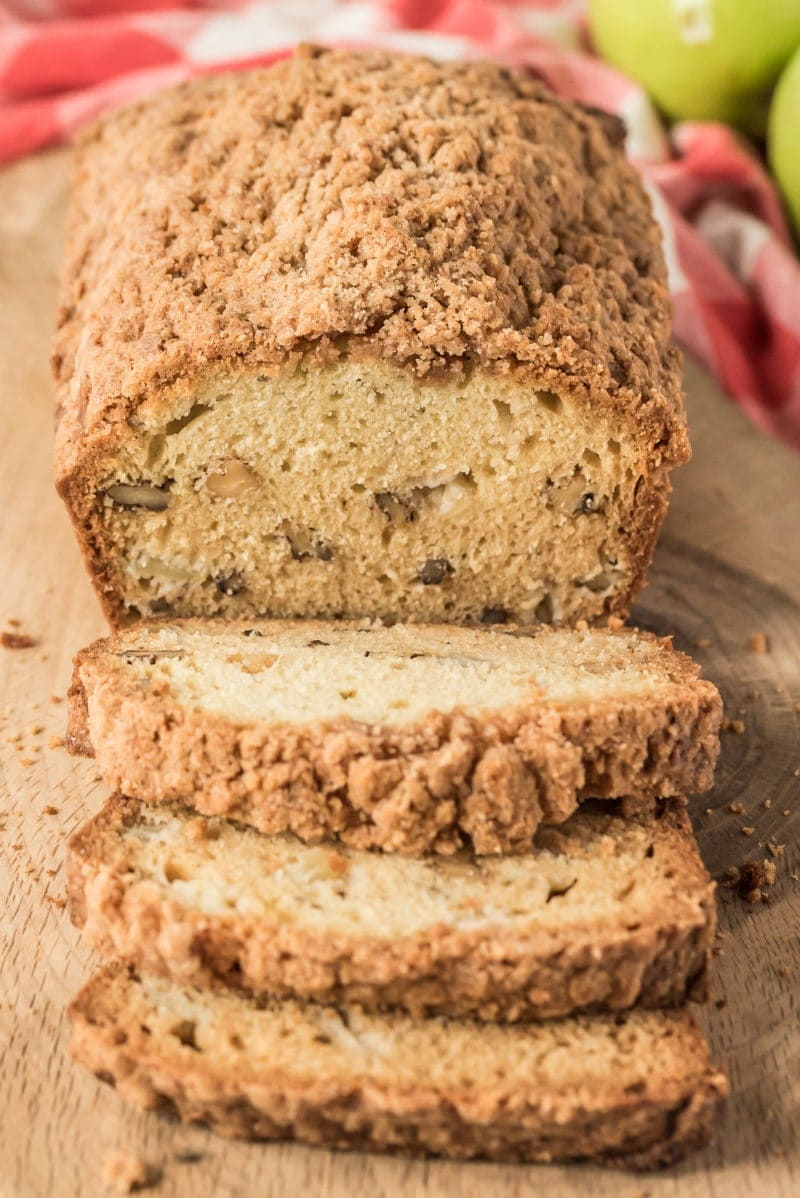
[[375, 491, 417, 523], [206, 458, 260, 498], [216, 573, 244, 597], [107, 482, 170, 511], [279, 522, 333, 562], [480, 607, 509, 625], [418, 558, 454, 585]]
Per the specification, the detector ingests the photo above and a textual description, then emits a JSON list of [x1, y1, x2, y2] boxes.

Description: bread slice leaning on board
[[68, 965, 728, 1168], [67, 619, 722, 855], [67, 796, 715, 1022]]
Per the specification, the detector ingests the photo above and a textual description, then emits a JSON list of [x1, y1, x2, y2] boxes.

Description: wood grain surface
[[1, 149, 798, 1198]]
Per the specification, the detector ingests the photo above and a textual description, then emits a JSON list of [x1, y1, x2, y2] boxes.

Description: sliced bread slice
[[67, 620, 722, 855], [68, 965, 727, 1167], [67, 797, 714, 1021]]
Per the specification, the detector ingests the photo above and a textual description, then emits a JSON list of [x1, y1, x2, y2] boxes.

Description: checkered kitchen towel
[[2, 0, 799, 448]]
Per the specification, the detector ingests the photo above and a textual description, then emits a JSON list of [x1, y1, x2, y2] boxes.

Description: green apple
[[769, 44, 800, 238], [588, 0, 800, 134]]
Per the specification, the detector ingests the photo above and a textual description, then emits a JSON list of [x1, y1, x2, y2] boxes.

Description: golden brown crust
[[68, 966, 727, 1168], [67, 620, 723, 855], [66, 797, 715, 1021], [53, 46, 687, 484]]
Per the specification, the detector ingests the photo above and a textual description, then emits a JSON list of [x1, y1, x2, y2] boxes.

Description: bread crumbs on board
[[1, 631, 36, 649], [101, 1150, 161, 1193], [722, 859, 777, 904]]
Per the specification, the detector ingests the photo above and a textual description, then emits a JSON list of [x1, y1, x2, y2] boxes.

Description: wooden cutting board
[[1, 149, 798, 1198]]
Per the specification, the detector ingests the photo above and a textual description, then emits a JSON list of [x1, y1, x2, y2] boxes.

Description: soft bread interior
[[101, 800, 701, 938], [76, 966, 713, 1094], [97, 622, 686, 728], [93, 359, 656, 623]]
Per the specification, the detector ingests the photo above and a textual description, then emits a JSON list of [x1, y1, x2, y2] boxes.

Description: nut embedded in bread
[[53, 45, 689, 628], [68, 965, 728, 1166], [67, 796, 715, 1021], [67, 619, 723, 855]]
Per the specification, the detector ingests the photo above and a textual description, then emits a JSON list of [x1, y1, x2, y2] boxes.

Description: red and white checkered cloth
[[2, 0, 799, 449]]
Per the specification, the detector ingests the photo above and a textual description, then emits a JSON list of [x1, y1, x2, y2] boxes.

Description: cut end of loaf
[[62, 361, 671, 627]]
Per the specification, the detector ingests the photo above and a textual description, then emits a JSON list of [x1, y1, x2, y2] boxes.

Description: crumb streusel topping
[[54, 45, 684, 464]]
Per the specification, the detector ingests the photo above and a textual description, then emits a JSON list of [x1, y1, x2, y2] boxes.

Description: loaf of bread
[[69, 965, 727, 1166], [67, 619, 722, 854], [53, 45, 688, 629], [68, 796, 714, 1021]]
